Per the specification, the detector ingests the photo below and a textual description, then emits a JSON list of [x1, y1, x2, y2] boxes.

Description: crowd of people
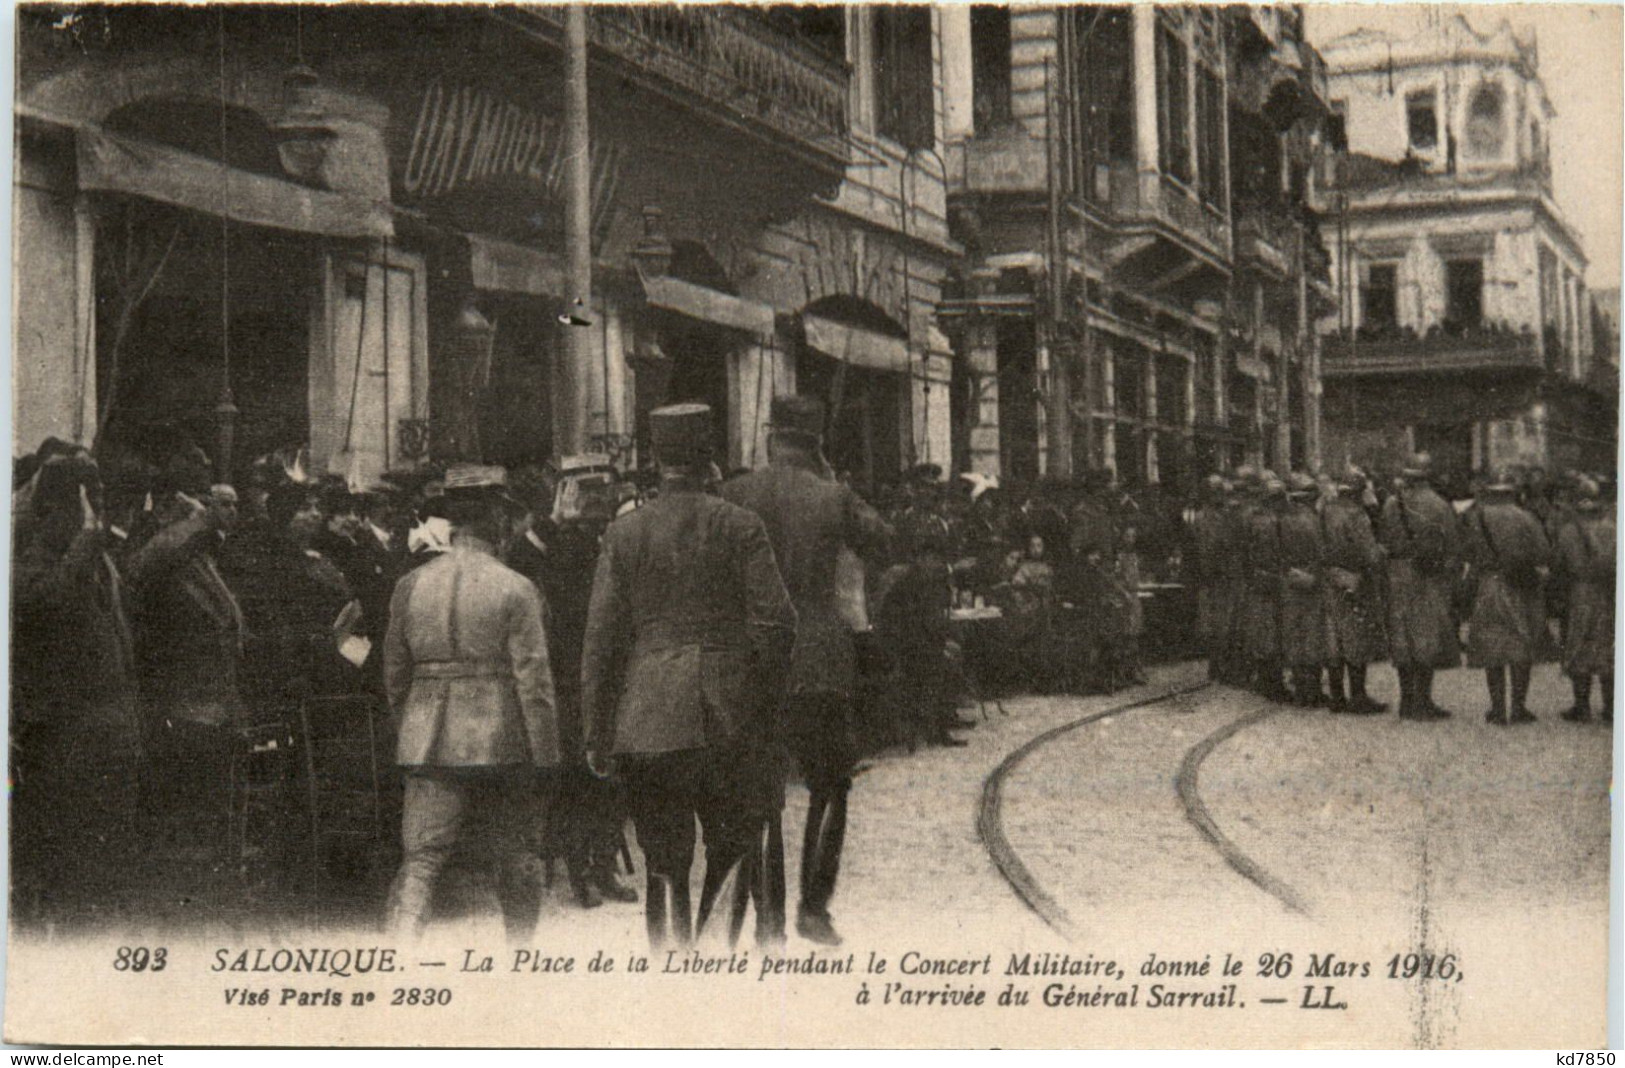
[[8, 417, 1615, 946], [1189, 457, 1617, 725]]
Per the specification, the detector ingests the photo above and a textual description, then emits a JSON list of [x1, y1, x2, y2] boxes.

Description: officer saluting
[[383, 464, 558, 941], [582, 403, 795, 949]]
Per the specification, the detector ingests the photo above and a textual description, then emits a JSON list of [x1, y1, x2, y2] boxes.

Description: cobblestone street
[[437, 658, 1612, 1048]]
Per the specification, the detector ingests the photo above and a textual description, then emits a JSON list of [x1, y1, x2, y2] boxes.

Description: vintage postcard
[[6, 1, 1618, 1049]]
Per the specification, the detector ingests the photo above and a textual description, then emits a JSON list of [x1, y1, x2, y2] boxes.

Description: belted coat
[[1556, 510, 1615, 676], [1379, 486, 1462, 667], [383, 535, 559, 769], [1319, 496, 1386, 664], [1462, 500, 1552, 667]]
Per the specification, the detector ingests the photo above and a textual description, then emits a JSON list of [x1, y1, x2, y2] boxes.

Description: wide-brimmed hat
[[650, 403, 714, 466], [768, 395, 826, 442]]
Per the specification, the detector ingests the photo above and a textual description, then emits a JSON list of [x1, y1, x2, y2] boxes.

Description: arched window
[[1465, 83, 1504, 159]]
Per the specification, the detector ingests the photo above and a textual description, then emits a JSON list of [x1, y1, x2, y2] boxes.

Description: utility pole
[[1042, 57, 1073, 479], [557, 5, 592, 458]]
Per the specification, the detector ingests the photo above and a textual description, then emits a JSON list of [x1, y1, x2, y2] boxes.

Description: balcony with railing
[[510, 6, 850, 173], [1102, 163, 1231, 266], [1323, 322, 1542, 377]]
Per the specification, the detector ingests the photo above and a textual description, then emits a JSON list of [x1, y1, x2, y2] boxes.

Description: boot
[[1418, 668, 1451, 719], [1485, 667, 1508, 726], [1509, 664, 1536, 723], [1562, 675, 1593, 722], [1295, 666, 1328, 707], [568, 864, 603, 910], [799, 783, 849, 940], [754, 817, 787, 947], [589, 862, 639, 903], [1344, 664, 1387, 715], [644, 872, 673, 949], [796, 908, 842, 946], [1325, 666, 1348, 713], [1396, 665, 1418, 719]]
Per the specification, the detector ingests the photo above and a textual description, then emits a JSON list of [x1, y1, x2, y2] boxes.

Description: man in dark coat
[[1068, 468, 1125, 691], [1320, 468, 1387, 714], [507, 491, 636, 909], [126, 471, 249, 860], [1378, 454, 1461, 720], [1280, 473, 1327, 706], [582, 403, 796, 949], [11, 454, 143, 923], [1463, 469, 1553, 725], [1555, 477, 1614, 723], [720, 395, 891, 946], [1242, 474, 1291, 702]]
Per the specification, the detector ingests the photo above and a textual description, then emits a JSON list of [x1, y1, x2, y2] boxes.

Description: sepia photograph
[[5, 1, 1619, 1049]]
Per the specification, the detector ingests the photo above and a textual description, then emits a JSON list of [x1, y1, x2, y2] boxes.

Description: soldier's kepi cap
[[768, 394, 826, 443], [649, 403, 714, 466], [442, 463, 522, 507]]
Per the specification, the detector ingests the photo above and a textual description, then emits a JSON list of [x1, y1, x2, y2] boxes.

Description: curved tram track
[[977, 680, 1310, 938]]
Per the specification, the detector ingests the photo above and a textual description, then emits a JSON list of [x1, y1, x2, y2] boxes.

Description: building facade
[[16, 6, 959, 494], [940, 4, 1336, 490], [1314, 14, 1615, 481]]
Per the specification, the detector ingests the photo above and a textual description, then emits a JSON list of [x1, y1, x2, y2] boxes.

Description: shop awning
[[803, 313, 910, 373], [74, 123, 393, 239], [468, 233, 564, 296], [640, 274, 776, 337]]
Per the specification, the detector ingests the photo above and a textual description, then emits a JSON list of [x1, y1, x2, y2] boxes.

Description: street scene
[[8, 1, 1618, 1050]]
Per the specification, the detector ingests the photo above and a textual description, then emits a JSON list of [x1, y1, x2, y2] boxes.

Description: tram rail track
[[978, 679, 1311, 939]]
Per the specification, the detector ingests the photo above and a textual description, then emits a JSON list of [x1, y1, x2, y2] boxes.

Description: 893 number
[[113, 947, 168, 973]]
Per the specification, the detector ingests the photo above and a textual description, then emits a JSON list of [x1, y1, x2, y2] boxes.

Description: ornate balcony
[[1323, 325, 1541, 378], [510, 6, 850, 174]]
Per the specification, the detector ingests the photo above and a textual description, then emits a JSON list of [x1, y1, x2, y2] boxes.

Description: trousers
[[385, 769, 543, 941]]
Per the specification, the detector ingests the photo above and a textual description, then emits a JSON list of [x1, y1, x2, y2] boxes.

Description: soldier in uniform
[[1280, 473, 1327, 706], [1463, 469, 1553, 725], [382, 464, 558, 941], [1319, 468, 1387, 714], [582, 403, 796, 949], [1556, 477, 1614, 723], [1242, 474, 1290, 702], [1378, 454, 1460, 721], [721, 395, 892, 946]]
